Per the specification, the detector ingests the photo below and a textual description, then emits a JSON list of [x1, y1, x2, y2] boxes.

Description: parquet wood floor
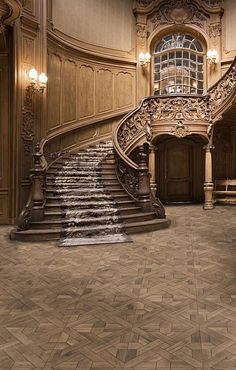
[[0, 205, 236, 370]]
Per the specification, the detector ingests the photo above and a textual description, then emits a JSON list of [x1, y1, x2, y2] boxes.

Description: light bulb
[[207, 49, 217, 64], [29, 68, 38, 82], [145, 52, 151, 62], [38, 73, 48, 85], [139, 52, 145, 61]]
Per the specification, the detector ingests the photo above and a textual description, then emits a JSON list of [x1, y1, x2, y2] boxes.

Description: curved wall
[[51, 0, 135, 57]]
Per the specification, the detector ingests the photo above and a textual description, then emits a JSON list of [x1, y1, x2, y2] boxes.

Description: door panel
[[159, 138, 193, 203]]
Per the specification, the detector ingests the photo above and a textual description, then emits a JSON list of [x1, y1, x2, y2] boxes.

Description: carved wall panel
[[62, 59, 77, 124], [78, 64, 95, 119], [213, 123, 236, 179], [23, 0, 36, 15], [95, 68, 113, 114], [116, 71, 134, 109], [48, 53, 62, 129], [22, 36, 35, 64]]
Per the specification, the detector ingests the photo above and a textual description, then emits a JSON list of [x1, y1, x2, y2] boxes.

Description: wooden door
[[159, 138, 193, 203]]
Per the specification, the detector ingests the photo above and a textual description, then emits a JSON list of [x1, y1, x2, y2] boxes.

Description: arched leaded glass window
[[153, 34, 205, 95]]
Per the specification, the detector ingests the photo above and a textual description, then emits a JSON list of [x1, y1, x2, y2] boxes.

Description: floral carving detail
[[136, 24, 148, 39], [208, 23, 221, 37], [151, 0, 208, 30], [170, 120, 190, 137]]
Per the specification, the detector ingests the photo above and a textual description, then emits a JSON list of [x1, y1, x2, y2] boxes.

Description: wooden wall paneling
[[78, 63, 95, 119], [23, 0, 36, 17], [62, 58, 77, 124], [115, 70, 134, 109], [47, 52, 62, 131], [0, 54, 9, 223], [95, 67, 114, 114]]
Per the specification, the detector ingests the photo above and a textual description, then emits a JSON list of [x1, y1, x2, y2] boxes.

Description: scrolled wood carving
[[170, 120, 190, 137], [115, 154, 139, 198], [136, 0, 154, 6]]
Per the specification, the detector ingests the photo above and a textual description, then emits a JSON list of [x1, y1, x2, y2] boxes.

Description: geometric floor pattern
[[0, 205, 236, 370]]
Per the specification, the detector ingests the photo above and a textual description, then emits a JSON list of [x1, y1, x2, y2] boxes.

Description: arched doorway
[[156, 135, 206, 204]]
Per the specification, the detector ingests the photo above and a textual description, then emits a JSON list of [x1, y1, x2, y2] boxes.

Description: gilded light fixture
[[206, 49, 217, 64], [28, 68, 48, 93]]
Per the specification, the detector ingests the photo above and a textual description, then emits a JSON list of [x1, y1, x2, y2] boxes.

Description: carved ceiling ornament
[[170, 120, 190, 137], [150, 0, 209, 31]]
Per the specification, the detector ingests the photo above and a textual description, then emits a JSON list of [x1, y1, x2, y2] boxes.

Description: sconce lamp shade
[[29, 68, 38, 82], [38, 73, 48, 85]]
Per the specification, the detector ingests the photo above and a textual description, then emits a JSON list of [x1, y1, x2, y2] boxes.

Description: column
[[203, 144, 214, 210], [149, 144, 157, 196]]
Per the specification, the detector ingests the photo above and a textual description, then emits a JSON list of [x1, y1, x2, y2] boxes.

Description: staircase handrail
[[207, 56, 236, 121]]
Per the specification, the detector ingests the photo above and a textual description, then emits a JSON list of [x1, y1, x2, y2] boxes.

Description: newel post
[[203, 143, 214, 210], [138, 144, 151, 212], [31, 143, 45, 221]]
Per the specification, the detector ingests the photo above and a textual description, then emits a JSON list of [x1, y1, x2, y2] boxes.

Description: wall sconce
[[206, 49, 218, 65], [28, 68, 48, 93], [139, 52, 151, 68]]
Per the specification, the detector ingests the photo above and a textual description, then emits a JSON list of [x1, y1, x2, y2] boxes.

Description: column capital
[[149, 143, 157, 152], [203, 144, 215, 152]]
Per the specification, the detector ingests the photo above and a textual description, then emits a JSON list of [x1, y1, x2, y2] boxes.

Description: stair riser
[[31, 213, 155, 229]]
